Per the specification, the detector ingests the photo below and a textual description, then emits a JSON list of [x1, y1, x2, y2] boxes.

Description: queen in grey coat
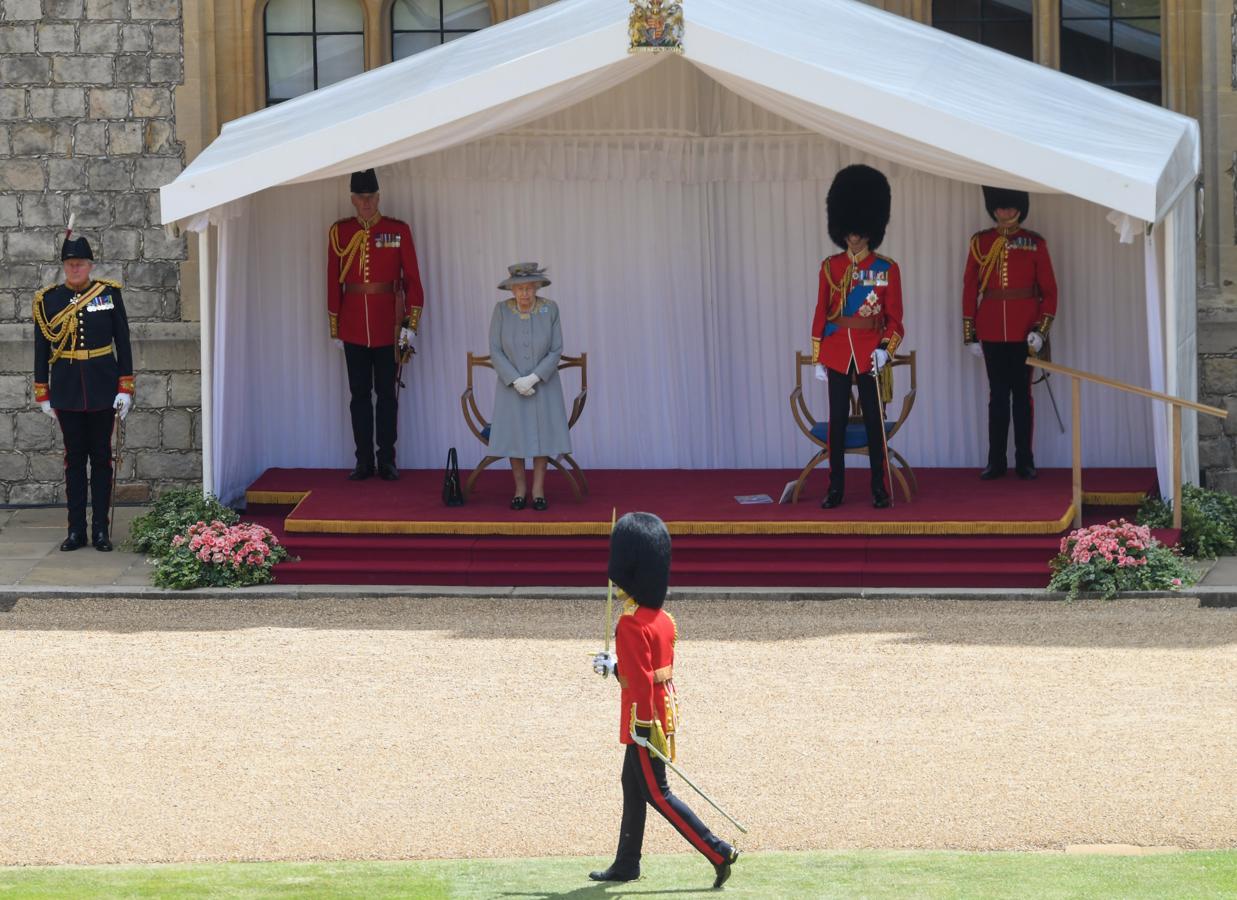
[[489, 263, 572, 510]]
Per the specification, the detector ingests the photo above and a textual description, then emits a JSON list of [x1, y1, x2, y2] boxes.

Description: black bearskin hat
[[607, 512, 671, 610], [350, 168, 379, 194], [61, 236, 93, 261], [982, 186, 1029, 223], [826, 164, 891, 250]]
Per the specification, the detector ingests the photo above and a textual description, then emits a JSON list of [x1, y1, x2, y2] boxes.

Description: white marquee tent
[[161, 0, 1200, 505]]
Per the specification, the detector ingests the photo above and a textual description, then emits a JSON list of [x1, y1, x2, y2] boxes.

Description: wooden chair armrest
[[789, 386, 820, 442], [568, 387, 588, 431], [887, 387, 916, 438], [460, 387, 490, 444]]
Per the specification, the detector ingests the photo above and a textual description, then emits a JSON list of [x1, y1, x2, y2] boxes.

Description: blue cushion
[[481, 424, 491, 442], [810, 420, 894, 449]]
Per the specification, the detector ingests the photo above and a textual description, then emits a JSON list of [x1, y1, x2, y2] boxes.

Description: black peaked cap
[[61, 236, 93, 261]]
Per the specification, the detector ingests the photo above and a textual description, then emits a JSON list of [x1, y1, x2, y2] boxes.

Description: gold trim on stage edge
[[1082, 491, 1151, 506], [277, 505, 1077, 537]]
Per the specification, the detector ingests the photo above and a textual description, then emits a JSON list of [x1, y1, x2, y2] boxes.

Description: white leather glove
[[39, 400, 55, 419], [332, 338, 344, 351], [513, 373, 541, 395], [813, 363, 827, 382], [112, 393, 131, 420], [967, 341, 984, 359], [1026, 332, 1044, 354], [592, 651, 616, 678], [398, 327, 415, 351], [870, 348, 889, 372]]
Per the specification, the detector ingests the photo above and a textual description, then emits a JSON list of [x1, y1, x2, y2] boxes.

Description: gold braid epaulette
[[330, 221, 369, 285], [971, 231, 1006, 294], [33, 281, 109, 363]]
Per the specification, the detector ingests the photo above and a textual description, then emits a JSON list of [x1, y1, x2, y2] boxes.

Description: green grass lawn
[[0, 850, 1234, 899]]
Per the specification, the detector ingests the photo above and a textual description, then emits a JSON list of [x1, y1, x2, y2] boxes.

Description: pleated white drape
[[212, 62, 1153, 503]]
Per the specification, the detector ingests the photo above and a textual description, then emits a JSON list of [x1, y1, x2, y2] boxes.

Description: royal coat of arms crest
[[629, 0, 684, 53]]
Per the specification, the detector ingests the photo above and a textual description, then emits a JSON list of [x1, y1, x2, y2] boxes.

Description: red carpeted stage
[[243, 467, 1167, 588]]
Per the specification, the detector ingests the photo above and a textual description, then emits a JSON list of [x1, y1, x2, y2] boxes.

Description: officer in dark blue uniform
[[33, 233, 134, 551]]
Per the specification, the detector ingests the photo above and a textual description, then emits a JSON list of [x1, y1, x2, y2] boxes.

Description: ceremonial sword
[[631, 729, 749, 834], [109, 412, 125, 534]]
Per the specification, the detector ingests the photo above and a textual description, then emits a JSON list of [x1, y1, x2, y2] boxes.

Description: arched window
[[931, 0, 1033, 60], [392, 0, 492, 60], [265, 0, 365, 105], [1061, 0, 1161, 104]]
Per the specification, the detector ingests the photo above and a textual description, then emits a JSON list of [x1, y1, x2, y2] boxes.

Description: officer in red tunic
[[962, 187, 1058, 480], [589, 513, 739, 889], [33, 232, 134, 552], [811, 164, 905, 510], [327, 168, 425, 481]]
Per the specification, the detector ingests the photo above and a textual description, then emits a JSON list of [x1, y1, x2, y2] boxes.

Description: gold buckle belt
[[654, 666, 673, 684], [834, 315, 882, 331], [61, 344, 114, 361], [344, 281, 397, 295]]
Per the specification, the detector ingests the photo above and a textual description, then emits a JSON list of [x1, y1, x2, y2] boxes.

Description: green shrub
[[1137, 484, 1237, 559], [127, 487, 240, 559]]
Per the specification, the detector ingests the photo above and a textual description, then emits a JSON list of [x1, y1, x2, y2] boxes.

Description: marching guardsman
[[589, 513, 740, 889], [811, 164, 905, 510], [327, 168, 425, 482], [33, 226, 133, 552], [962, 187, 1058, 481]]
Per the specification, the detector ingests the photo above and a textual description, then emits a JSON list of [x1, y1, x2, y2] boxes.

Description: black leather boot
[[980, 464, 1006, 480], [377, 462, 399, 481], [1016, 464, 1038, 480], [92, 528, 113, 552], [588, 864, 639, 882], [348, 462, 374, 481], [821, 488, 843, 509], [60, 531, 86, 551], [872, 487, 891, 509], [713, 848, 739, 888]]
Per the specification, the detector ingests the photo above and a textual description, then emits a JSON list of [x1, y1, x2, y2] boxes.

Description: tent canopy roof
[[161, 0, 1199, 226]]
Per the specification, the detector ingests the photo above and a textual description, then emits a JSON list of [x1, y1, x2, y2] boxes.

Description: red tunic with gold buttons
[[811, 250, 904, 376], [962, 227, 1058, 343], [614, 601, 679, 754], [327, 214, 424, 347]]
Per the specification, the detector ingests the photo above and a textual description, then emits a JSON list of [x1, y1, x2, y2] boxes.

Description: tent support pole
[[198, 227, 214, 498]]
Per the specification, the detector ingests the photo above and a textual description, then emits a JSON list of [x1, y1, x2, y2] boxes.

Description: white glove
[[112, 392, 131, 420], [398, 327, 415, 351], [39, 400, 55, 419], [513, 373, 541, 395], [332, 338, 344, 351], [967, 341, 984, 359], [813, 363, 827, 382], [1026, 332, 1044, 354], [870, 348, 889, 372], [592, 651, 616, 678]]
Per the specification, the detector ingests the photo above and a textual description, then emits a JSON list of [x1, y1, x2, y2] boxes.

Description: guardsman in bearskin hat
[[589, 513, 740, 889], [811, 164, 905, 509], [962, 187, 1058, 480], [327, 168, 425, 482], [32, 224, 134, 551]]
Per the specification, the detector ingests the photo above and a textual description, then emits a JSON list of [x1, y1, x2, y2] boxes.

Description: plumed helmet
[[826, 164, 892, 250], [350, 168, 379, 194], [982, 186, 1029, 223], [61, 236, 93, 261], [607, 512, 671, 610]]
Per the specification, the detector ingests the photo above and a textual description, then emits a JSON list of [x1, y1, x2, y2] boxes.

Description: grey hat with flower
[[497, 262, 551, 291]]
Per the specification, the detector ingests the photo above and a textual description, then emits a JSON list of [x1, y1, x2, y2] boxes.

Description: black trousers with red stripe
[[982, 341, 1035, 471], [57, 408, 115, 536], [609, 743, 733, 874]]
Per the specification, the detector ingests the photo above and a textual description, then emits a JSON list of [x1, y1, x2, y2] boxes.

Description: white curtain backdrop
[[212, 62, 1153, 503]]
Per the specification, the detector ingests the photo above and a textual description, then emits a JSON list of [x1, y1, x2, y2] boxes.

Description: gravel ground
[[0, 595, 1233, 866]]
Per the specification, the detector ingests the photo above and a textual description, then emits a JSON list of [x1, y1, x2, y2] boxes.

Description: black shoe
[[378, 462, 399, 481], [821, 489, 843, 509], [588, 865, 639, 882], [60, 531, 86, 552], [872, 488, 891, 509], [532, 496, 548, 511], [1016, 465, 1038, 480], [713, 849, 739, 889], [348, 463, 374, 481], [510, 496, 527, 510], [92, 530, 113, 552], [980, 465, 1006, 480]]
